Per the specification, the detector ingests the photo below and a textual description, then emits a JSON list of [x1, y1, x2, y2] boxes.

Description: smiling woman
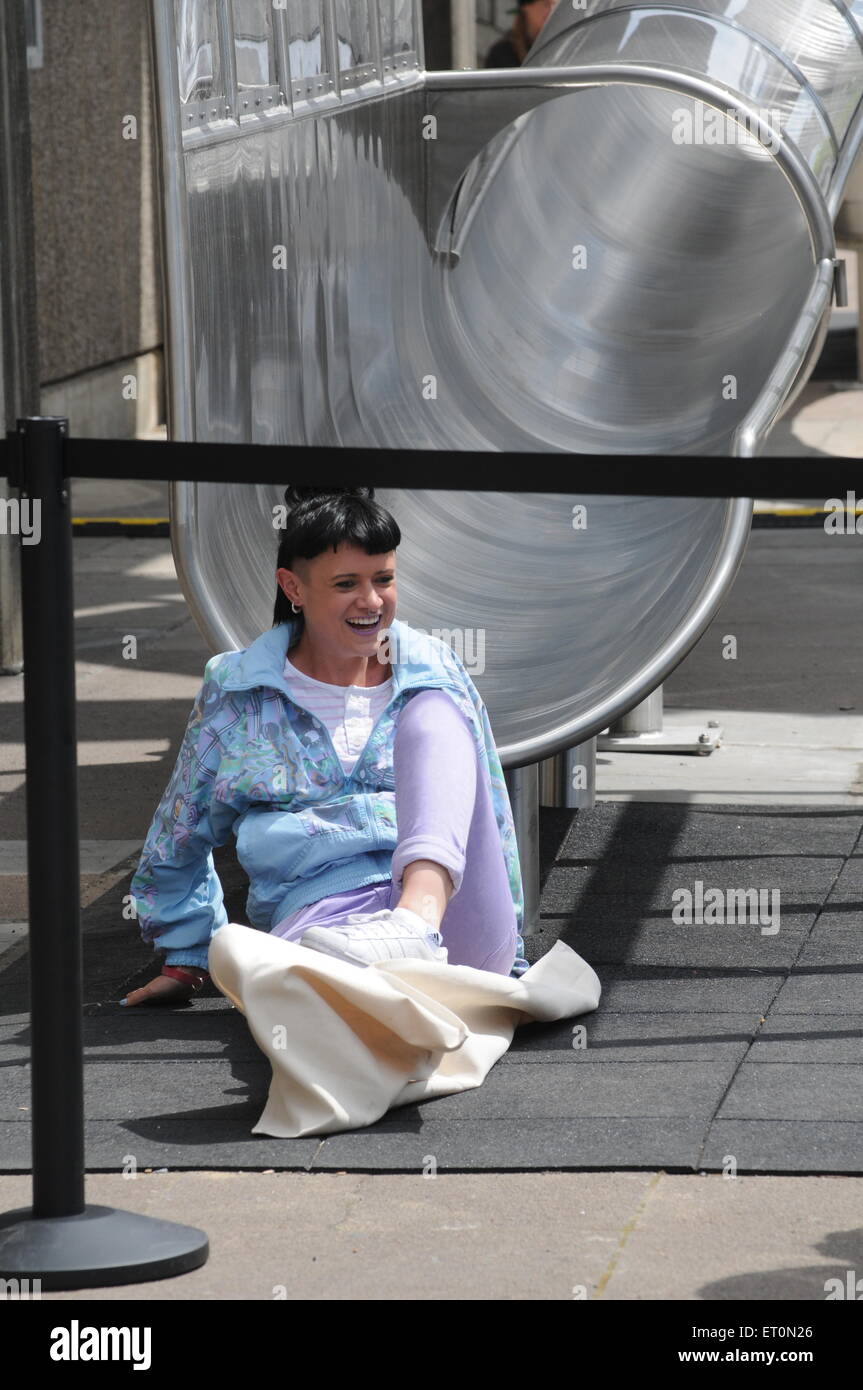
[[274, 484, 399, 686], [124, 484, 532, 1007]]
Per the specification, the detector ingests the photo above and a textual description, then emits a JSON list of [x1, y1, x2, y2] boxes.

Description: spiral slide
[[149, 0, 862, 767]]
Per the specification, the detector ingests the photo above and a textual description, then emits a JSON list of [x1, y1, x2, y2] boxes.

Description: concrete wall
[[27, 0, 163, 435]]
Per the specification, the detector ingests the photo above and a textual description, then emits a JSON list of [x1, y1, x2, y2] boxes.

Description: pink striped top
[[283, 653, 393, 775]]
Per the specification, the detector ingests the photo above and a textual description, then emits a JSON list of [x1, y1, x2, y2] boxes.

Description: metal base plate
[[596, 726, 723, 755], [0, 1203, 209, 1290]]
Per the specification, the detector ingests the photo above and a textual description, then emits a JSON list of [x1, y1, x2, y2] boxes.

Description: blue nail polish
[[119, 999, 127, 1006]]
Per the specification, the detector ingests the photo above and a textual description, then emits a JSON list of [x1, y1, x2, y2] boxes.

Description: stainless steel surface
[[598, 684, 721, 751], [734, 257, 838, 455], [610, 690, 664, 737], [505, 763, 540, 933], [540, 740, 597, 811], [149, 1, 862, 764]]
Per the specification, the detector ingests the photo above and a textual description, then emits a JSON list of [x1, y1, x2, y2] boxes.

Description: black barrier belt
[[2, 428, 862, 494]]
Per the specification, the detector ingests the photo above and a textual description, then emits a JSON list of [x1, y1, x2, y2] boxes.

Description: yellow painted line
[[753, 506, 863, 516]]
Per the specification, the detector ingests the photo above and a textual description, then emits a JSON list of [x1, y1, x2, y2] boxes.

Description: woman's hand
[[120, 968, 208, 1007]]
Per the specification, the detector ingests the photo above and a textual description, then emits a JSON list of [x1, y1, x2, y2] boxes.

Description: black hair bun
[[283, 485, 374, 509]]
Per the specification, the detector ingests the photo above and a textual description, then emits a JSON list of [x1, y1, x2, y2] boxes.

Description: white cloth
[[283, 654, 392, 775], [208, 924, 601, 1138]]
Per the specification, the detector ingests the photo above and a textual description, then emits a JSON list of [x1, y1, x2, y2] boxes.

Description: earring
[[290, 601, 301, 614]]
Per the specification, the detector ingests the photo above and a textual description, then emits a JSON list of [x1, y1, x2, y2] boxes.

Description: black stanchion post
[[0, 417, 209, 1290], [23, 418, 85, 1219]]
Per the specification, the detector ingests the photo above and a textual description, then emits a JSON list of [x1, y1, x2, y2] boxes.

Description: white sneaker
[[300, 907, 448, 967]]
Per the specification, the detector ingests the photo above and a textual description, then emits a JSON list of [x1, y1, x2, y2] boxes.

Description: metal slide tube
[[148, 1, 860, 765]]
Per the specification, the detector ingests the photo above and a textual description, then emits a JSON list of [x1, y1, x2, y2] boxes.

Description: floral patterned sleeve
[[130, 660, 240, 969]]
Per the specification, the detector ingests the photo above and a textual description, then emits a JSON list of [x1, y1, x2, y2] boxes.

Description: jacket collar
[[215, 617, 455, 700]]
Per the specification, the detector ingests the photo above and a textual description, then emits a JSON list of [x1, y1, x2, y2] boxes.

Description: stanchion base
[[0, 1204, 209, 1290]]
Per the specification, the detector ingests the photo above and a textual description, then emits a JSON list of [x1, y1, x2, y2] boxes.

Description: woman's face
[[277, 542, 398, 658]]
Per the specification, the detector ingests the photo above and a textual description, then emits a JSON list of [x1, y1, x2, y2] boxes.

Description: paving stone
[[0, 1061, 271, 1121], [397, 1060, 735, 1121], [596, 970, 784, 1014], [797, 928, 863, 967], [717, 1063, 863, 1121], [810, 903, 863, 929], [506, 1011, 757, 1063], [0, 1119, 319, 1172], [769, 970, 863, 1014], [547, 857, 842, 895], [3, 791, 861, 1175], [312, 1118, 706, 1171], [555, 804, 863, 862], [701, 1121, 863, 1174], [826, 858, 863, 901], [603, 1160, 863, 1302], [558, 918, 810, 968], [543, 878, 835, 916], [0, 1007, 260, 1064], [0, 841, 144, 876], [749, 1016, 863, 1064]]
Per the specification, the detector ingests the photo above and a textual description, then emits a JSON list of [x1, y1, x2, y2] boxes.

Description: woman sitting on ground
[[122, 486, 528, 1006]]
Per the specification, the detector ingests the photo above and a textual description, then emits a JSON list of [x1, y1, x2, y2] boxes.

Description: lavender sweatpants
[[269, 688, 519, 974]]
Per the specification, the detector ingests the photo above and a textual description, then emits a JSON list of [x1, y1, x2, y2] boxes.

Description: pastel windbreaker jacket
[[130, 617, 526, 974]]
